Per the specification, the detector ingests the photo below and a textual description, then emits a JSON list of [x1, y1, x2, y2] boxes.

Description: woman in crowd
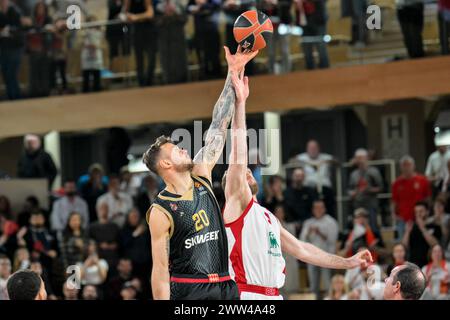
[[422, 244, 450, 300], [12, 247, 30, 272], [324, 274, 349, 300], [386, 243, 407, 275], [0, 195, 18, 257], [79, 240, 108, 293], [429, 199, 450, 246], [60, 212, 88, 268]]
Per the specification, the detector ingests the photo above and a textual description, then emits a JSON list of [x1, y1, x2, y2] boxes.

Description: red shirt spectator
[[392, 156, 431, 222]]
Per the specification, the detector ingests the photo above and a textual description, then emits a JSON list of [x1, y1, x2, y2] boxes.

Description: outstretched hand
[[347, 249, 373, 269], [224, 45, 259, 74], [230, 71, 249, 104]]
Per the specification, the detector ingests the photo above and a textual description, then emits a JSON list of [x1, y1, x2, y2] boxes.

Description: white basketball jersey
[[225, 200, 286, 289]]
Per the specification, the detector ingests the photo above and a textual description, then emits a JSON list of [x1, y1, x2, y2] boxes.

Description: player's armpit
[[148, 206, 171, 300]]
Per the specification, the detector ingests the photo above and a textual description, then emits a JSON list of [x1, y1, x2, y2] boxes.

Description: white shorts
[[240, 292, 284, 300]]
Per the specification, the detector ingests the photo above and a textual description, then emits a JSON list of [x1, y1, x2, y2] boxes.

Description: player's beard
[[174, 159, 194, 173], [249, 181, 259, 195]]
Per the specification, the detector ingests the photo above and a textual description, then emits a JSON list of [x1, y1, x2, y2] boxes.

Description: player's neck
[[164, 170, 193, 195]]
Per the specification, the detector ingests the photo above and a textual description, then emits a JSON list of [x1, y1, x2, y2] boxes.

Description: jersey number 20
[[193, 210, 210, 231]]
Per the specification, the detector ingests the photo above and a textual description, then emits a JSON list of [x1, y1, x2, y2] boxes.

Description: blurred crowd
[[1, 131, 450, 300], [0, 0, 449, 100]]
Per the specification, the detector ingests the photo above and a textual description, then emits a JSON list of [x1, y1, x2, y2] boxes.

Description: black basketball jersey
[[147, 175, 229, 276]]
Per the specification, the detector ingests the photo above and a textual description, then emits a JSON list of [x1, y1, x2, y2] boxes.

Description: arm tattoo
[[194, 72, 236, 166]]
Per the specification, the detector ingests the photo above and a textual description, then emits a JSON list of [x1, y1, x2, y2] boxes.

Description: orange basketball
[[233, 10, 273, 51]]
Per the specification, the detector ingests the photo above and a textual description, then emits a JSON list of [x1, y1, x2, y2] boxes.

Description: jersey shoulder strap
[[146, 194, 175, 239]]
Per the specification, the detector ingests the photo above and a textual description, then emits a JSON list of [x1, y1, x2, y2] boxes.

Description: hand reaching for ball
[[224, 45, 258, 74], [230, 71, 249, 104]]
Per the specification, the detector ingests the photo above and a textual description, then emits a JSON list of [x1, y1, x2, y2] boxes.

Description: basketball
[[233, 10, 273, 51]]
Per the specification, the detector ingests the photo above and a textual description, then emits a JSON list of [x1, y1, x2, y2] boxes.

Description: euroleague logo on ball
[[233, 10, 273, 51]]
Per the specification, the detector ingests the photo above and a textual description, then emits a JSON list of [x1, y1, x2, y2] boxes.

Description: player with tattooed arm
[[142, 46, 258, 300]]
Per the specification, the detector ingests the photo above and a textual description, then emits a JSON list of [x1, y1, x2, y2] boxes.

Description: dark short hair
[[7, 270, 42, 300], [414, 201, 429, 211], [394, 262, 426, 300], [142, 136, 173, 174]]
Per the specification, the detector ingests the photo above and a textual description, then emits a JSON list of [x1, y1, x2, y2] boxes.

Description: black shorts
[[170, 278, 239, 300]]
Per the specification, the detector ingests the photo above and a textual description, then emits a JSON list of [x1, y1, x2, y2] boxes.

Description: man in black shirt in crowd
[[284, 167, 317, 226], [17, 134, 58, 189], [402, 201, 441, 267]]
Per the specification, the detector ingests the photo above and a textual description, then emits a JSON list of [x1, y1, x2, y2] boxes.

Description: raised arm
[[280, 227, 372, 269], [192, 47, 258, 181], [148, 206, 171, 300], [223, 72, 253, 223]]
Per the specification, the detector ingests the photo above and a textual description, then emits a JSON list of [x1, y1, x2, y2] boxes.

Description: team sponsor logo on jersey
[[170, 203, 178, 211], [267, 232, 282, 257], [184, 230, 220, 249], [194, 181, 202, 189]]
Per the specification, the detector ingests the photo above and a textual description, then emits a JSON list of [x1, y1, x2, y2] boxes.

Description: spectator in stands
[[188, 0, 222, 80], [51, 179, 89, 232], [392, 155, 431, 239], [96, 174, 133, 228], [106, 0, 130, 67], [17, 134, 58, 189], [30, 260, 57, 300], [156, 0, 188, 84], [296, 0, 329, 69], [296, 140, 336, 217], [80, 163, 108, 223], [0, 254, 11, 300], [79, 240, 108, 288], [60, 212, 88, 268], [386, 243, 407, 276], [262, 175, 284, 213], [49, 17, 68, 94], [284, 167, 317, 224], [88, 202, 120, 269], [396, 0, 425, 58], [425, 143, 449, 197], [120, 208, 151, 280], [81, 16, 104, 93], [77, 163, 108, 192], [120, 281, 138, 300], [106, 257, 134, 300], [81, 284, 99, 300], [348, 148, 383, 232], [0, 0, 25, 100], [12, 247, 30, 271], [296, 140, 334, 190], [62, 281, 79, 300], [340, 0, 367, 46], [136, 173, 159, 217], [222, 0, 256, 74], [300, 199, 339, 299], [324, 274, 349, 300], [119, 166, 140, 199], [430, 198, 449, 246], [403, 201, 441, 267], [0, 197, 18, 257], [17, 195, 42, 227], [341, 208, 382, 263], [422, 244, 450, 299], [125, 0, 156, 87], [259, 0, 292, 74], [26, 1, 53, 97], [438, 0, 450, 55], [16, 211, 58, 273]]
